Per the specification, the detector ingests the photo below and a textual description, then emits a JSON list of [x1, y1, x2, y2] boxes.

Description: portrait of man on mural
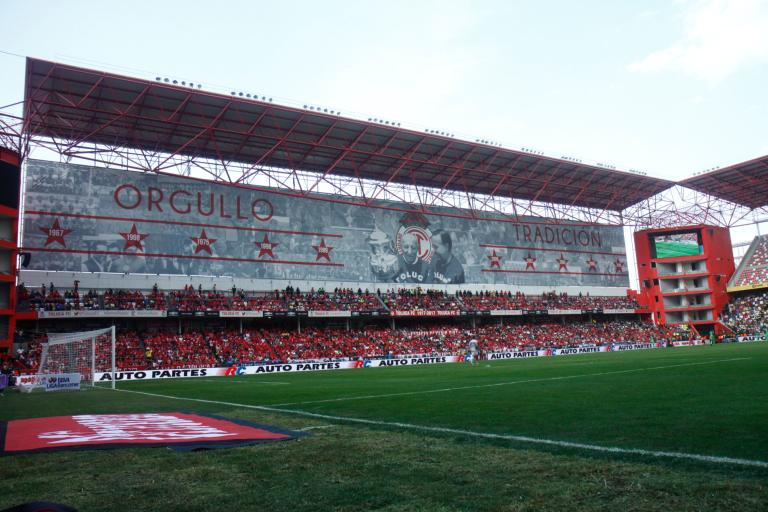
[[394, 231, 430, 283], [430, 229, 465, 284]]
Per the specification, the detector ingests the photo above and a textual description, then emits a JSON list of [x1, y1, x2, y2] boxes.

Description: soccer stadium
[[2, 9, 768, 511]]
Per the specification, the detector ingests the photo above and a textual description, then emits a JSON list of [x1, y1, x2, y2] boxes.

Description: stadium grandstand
[[16, 284, 644, 315], [729, 235, 768, 289], [0, 56, 766, 373]]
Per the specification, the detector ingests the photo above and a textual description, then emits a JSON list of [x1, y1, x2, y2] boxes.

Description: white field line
[[196, 379, 290, 385], [267, 357, 750, 406], [112, 385, 768, 469]]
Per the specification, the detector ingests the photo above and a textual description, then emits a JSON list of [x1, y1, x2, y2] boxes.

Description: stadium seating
[[10, 284, 671, 373], [722, 290, 768, 335], [104, 289, 166, 310], [168, 287, 228, 312], [458, 290, 643, 311], [114, 331, 148, 370], [13, 320, 685, 372], [732, 236, 768, 287], [15, 284, 645, 314], [282, 288, 385, 312], [141, 331, 217, 369], [382, 289, 463, 312], [229, 293, 289, 312]]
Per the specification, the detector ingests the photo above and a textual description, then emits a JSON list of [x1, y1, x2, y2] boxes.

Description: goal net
[[32, 327, 116, 391]]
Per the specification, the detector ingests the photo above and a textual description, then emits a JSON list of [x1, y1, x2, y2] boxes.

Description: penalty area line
[[112, 386, 768, 469]]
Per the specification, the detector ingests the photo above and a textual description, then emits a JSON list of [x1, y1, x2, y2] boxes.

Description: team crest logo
[[395, 212, 434, 264]]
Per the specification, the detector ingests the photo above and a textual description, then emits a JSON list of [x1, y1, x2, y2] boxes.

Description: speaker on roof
[[20, 252, 31, 268]]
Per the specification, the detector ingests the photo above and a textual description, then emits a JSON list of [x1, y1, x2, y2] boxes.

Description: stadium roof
[[680, 155, 768, 210], [23, 57, 677, 211]]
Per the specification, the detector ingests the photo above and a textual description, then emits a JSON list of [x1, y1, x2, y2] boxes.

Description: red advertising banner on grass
[[1, 412, 305, 455]]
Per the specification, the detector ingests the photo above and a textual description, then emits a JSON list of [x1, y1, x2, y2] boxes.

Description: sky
[[2, 0, 768, 179]]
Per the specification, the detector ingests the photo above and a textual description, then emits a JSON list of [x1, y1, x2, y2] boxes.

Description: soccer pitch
[[2, 343, 767, 511]]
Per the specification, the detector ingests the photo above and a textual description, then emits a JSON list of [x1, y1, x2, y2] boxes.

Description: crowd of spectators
[[9, 274, 768, 380], [207, 330, 278, 366], [17, 283, 93, 312], [458, 290, 643, 310], [10, 319, 687, 373], [722, 291, 768, 336], [477, 321, 683, 352], [8, 334, 45, 374], [230, 293, 287, 312], [141, 331, 217, 368], [114, 331, 147, 369], [17, 284, 646, 314], [168, 285, 228, 312], [282, 287, 384, 312], [382, 289, 464, 312], [103, 289, 166, 310]]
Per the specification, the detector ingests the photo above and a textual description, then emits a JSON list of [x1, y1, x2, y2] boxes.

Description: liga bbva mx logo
[[394, 212, 434, 263]]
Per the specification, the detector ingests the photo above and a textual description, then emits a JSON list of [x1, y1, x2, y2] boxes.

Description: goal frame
[[36, 326, 117, 390]]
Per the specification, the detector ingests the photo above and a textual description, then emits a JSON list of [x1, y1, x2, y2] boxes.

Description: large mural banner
[[22, 160, 629, 286]]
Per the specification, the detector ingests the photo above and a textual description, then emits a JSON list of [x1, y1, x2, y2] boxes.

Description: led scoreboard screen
[[651, 230, 703, 259]]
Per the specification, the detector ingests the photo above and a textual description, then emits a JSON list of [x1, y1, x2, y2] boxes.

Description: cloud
[[628, 0, 768, 83]]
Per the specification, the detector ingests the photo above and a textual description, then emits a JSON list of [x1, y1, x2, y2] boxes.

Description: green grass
[[2, 343, 767, 511]]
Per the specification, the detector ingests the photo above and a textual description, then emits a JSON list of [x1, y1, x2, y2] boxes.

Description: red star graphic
[[191, 228, 217, 255], [256, 234, 278, 259], [487, 250, 502, 269], [586, 256, 598, 272], [39, 218, 72, 247], [614, 258, 625, 273], [313, 238, 334, 262], [524, 253, 536, 271], [557, 253, 569, 271], [120, 224, 149, 251]]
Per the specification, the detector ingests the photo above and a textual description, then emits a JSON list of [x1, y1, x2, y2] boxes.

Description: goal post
[[34, 326, 116, 391]]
